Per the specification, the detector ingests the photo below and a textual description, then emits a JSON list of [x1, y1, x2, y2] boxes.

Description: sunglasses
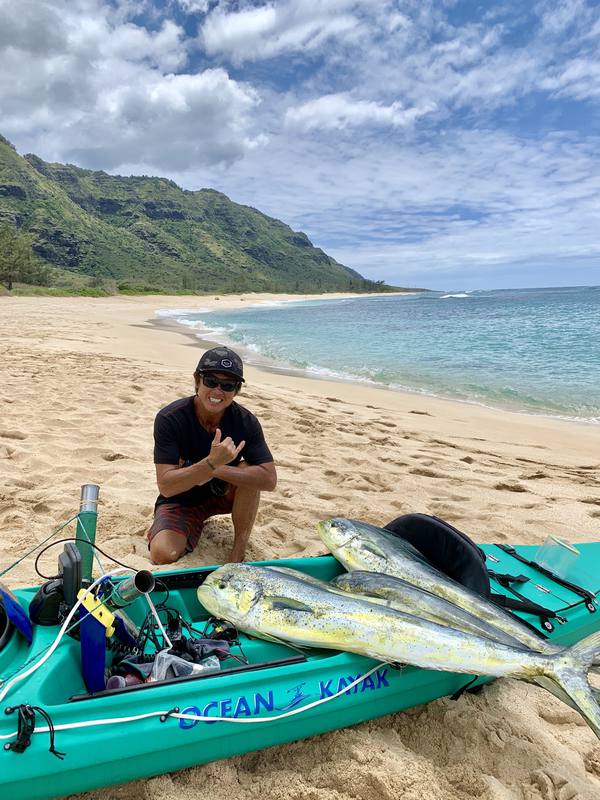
[[201, 374, 240, 392]]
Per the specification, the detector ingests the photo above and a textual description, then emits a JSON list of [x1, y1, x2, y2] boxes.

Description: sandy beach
[[1, 293, 600, 800]]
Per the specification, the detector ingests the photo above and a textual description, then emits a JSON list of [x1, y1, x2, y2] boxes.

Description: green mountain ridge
[[0, 133, 400, 294]]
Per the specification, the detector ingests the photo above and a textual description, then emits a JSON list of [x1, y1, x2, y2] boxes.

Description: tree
[[0, 225, 49, 290]]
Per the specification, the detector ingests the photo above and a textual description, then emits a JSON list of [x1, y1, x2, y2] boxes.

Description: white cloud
[[0, 0, 264, 169], [102, 20, 186, 71], [536, 0, 591, 36], [176, 0, 211, 13], [1, 0, 599, 288], [182, 127, 600, 286], [539, 58, 600, 100], [285, 93, 436, 131], [200, 0, 365, 63]]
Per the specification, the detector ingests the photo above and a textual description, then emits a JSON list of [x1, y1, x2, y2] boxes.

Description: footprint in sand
[[433, 493, 470, 502], [526, 769, 578, 800], [265, 524, 287, 543], [322, 469, 340, 481], [267, 501, 295, 512], [9, 478, 36, 490], [409, 467, 447, 479], [584, 747, 600, 778], [380, 456, 410, 466], [538, 705, 584, 727], [429, 438, 459, 449], [494, 481, 529, 493], [410, 453, 435, 462], [0, 429, 28, 440]]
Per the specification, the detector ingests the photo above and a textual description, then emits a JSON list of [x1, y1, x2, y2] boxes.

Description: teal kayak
[[1, 545, 599, 800]]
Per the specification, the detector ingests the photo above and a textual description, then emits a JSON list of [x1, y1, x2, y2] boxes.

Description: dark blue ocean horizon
[[160, 285, 600, 423]]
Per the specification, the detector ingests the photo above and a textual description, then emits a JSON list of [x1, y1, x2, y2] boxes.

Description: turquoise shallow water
[[159, 286, 600, 423]]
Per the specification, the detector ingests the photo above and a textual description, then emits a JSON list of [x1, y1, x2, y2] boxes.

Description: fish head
[[318, 518, 361, 552], [319, 518, 392, 572], [197, 564, 264, 624]]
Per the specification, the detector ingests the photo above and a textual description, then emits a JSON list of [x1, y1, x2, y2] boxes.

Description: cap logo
[[221, 359, 233, 368]]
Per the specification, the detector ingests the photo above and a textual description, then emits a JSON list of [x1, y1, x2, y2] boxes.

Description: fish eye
[[217, 581, 227, 590]]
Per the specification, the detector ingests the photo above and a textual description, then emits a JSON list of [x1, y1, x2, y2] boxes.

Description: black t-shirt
[[153, 396, 273, 507]]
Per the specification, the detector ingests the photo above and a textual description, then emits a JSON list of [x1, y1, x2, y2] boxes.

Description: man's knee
[[149, 530, 187, 565], [232, 485, 261, 511]]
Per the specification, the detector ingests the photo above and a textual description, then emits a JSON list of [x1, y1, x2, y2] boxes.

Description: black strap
[[490, 591, 560, 634], [488, 570, 560, 633], [488, 571, 530, 587], [450, 675, 479, 701], [495, 544, 597, 613]]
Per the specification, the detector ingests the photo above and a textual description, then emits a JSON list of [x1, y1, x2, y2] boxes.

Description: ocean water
[[158, 286, 600, 423]]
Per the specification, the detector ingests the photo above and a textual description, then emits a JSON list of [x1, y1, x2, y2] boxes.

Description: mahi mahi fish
[[274, 566, 518, 646], [318, 518, 588, 659], [332, 571, 524, 647], [197, 563, 600, 739], [326, 522, 600, 708]]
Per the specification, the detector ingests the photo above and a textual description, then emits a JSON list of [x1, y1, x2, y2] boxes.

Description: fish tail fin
[[547, 670, 600, 739], [545, 630, 600, 740], [565, 630, 600, 666]]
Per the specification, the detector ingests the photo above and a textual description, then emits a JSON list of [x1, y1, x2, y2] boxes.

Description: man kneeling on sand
[[147, 346, 277, 564]]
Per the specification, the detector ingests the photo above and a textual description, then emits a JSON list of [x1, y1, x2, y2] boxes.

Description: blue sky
[[1, 0, 599, 289]]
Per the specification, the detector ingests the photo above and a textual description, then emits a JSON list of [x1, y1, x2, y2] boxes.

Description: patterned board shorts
[[147, 485, 236, 553]]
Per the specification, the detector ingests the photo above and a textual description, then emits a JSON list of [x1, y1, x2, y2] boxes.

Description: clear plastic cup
[[535, 535, 580, 581]]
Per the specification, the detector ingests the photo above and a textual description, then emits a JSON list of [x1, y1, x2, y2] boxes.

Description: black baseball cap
[[196, 346, 244, 382]]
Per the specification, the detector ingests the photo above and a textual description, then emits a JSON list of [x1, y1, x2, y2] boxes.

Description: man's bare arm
[[214, 461, 277, 492], [156, 428, 246, 497], [155, 461, 214, 498]]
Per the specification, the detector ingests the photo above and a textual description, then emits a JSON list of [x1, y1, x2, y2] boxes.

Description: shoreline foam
[[154, 297, 600, 427]]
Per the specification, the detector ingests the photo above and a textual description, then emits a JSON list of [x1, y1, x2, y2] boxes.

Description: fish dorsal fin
[[264, 595, 315, 614], [268, 566, 303, 577]]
